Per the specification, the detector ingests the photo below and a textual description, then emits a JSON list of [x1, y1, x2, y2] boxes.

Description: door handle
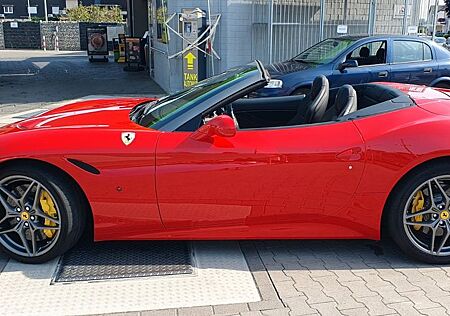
[[424, 67, 433, 73], [336, 147, 363, 161], [378, 71, 388, 78]]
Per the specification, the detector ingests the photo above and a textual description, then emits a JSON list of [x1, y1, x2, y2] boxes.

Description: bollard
[[54, 26, 59, 51], [54, 32, 59, 51], [42, 35, 46, 51]]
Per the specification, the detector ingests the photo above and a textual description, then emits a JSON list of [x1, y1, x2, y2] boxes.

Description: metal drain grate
[[53, 241, 193, 283]]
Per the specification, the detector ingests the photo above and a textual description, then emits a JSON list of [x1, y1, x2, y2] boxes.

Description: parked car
[[1, 62, 450, 264], [433, 36, 447, 46], [254, 35, 450, 97], [423, 36, 447, 46]]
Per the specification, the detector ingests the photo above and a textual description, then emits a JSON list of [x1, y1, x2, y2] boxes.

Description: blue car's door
[[329, 40, 391, 88], [390, 39, 438, 85]]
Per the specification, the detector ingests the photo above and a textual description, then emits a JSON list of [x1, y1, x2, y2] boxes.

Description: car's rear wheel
[[0, 166, 85, 263], [387, 162, 450, 264]]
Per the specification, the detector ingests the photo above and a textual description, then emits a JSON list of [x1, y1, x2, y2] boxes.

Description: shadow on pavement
[[0, 238, 446, 281], [0, 51, 164, 112]]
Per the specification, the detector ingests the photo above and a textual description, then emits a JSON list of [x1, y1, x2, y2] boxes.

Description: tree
[[66, 5, 123, 23], [445, 0, 450, 18]]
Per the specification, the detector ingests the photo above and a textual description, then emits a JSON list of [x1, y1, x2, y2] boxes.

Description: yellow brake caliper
[[411, 190, 425, 231], [39, 191, 57, 238]]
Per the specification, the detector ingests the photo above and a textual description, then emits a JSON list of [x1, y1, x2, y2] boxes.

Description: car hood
[[266, 60, 318, 76], [11, 97, 154, 131]]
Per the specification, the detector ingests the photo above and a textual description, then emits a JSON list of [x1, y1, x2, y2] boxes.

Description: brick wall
[[41, 22, 81, 51], [0, 21, 125, 51], [3, 21, 41, 49], [374, 0, 405, 34]]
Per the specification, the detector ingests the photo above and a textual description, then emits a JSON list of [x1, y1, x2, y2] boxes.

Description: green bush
[[66, 5, 123, 23]]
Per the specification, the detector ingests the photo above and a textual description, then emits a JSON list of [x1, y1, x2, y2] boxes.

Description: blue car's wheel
[[434, 82, 450, 89]]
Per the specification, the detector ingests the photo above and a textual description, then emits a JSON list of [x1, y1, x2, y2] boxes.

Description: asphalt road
[[0, 50, 164, 115]]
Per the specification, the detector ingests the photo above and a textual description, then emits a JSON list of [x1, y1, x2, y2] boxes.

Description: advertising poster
[[156, 0, 169, 44], [117, 33, 126, 63], [125, 38, 141, 64], [87, 27, 108, 56]]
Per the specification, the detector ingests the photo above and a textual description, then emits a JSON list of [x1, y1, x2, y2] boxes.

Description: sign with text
[[125, 38, 141, 64], [117, 33, 126, 63], [156, 0, 169, 43], [86, 27, 108, 56], [337, 25, 348, 34], [182, 9, 200, 89], [393, 4, 411, 18], [183, 50, 198, 88], [407, 26, 418, 34]]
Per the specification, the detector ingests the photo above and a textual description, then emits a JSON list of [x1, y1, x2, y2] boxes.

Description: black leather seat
[[358, 47, 370, 65], [376, 47, 386, 63], [288, 75, 329, 125], [322, 85, 358, 122]]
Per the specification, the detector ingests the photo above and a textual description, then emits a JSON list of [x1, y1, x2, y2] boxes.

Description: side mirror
[[191, 115, 236, 141], [338, 59, 358, 72]]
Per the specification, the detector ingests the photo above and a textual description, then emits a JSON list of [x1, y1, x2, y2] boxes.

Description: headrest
[[359, 47, 370, 58]]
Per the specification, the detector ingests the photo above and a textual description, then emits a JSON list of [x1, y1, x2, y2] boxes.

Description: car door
[[329, 40, 391, 87], [155, 121, 366, 238], [390, 40, 438, 85]]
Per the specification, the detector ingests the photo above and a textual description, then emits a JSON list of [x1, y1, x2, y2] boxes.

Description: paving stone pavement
[[84, 240, 450, 316]]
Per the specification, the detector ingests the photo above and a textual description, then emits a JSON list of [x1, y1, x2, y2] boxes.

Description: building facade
[[124, 0, 425, 93], [1, 0, 66, 19], [0, 0, 127, 20]]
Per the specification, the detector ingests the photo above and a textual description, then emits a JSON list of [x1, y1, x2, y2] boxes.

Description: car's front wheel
[[387, 162, 450, 264], [0, 165, 85, 263]]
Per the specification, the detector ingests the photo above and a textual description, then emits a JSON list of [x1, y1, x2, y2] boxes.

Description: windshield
[[293, 38, 356, 64], [131, 64, 260, 128]]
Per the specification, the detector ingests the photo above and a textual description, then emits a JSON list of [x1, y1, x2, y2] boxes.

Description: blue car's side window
[[424, 44, 432, 60], [393, 41, 432, 63], [346, 41, 387, 67]]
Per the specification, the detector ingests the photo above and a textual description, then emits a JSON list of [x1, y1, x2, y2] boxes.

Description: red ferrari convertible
[[1, 61, 450, 264]]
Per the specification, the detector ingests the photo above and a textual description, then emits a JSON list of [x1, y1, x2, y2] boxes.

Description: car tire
[[386, 161, 450, 264], [0, 165, 86, 263], [434, 82, 450, 89]]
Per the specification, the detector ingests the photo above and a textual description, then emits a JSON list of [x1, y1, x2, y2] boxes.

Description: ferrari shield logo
[[121, 132, 136, 146]]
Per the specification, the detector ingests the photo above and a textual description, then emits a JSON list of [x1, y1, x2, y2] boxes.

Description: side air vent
[[67, 158, 100, 175]]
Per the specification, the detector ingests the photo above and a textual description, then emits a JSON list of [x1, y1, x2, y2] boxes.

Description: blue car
[[255, 35, 450, 97]]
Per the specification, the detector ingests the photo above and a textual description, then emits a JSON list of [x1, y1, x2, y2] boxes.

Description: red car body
[[1, 83, 450, 242]]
